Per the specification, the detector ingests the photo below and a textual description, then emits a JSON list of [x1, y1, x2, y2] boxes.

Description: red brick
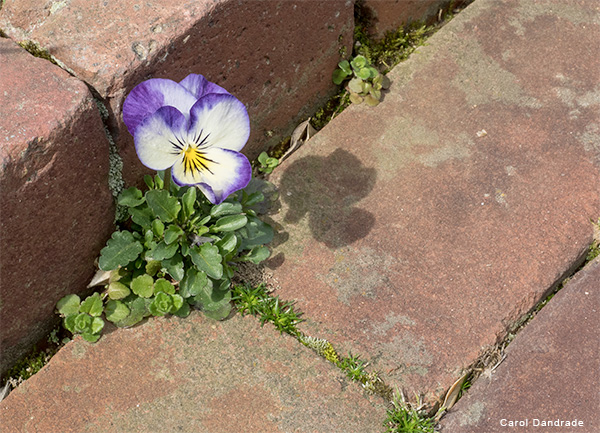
[[266, 0, 600, 407], [0, 314, 387, 433], [360, 0, 469, 39], [0, 38, 114, 376], [439, 258, 600, 432]]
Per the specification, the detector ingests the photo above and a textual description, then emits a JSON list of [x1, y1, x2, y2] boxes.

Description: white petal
[[188, 94, 250, 152], [134, 106, 186, 170]]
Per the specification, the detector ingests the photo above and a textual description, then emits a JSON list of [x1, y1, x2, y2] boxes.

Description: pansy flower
[[122, 74, 252, 204]]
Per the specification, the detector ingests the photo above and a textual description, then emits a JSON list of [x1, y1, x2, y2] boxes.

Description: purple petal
[[179, 74, 230, 99], [133, 106, 187, 171], [188, 93, 250, 152], [123, 78, 197, 135]]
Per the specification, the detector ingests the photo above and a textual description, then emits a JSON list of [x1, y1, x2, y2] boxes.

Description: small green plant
[[57, 174, 275, 341], [586, 218, 600, 262], [384, 392, 437, 433], [256, 151, 280, 174], [337, 353, 369, 382], [232, 283, 303, 335], [332, 55, 390, 106]]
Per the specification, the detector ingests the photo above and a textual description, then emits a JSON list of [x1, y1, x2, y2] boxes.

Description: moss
[[1, 328, 66, 389], [18, 40, 60, 66]]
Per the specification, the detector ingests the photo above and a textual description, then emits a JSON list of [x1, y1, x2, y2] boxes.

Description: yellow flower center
[[182, 145, 212, 176]]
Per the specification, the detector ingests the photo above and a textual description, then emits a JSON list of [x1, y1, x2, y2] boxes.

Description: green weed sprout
[[332, 55, 390, 106], [256, 151, 280, 175]]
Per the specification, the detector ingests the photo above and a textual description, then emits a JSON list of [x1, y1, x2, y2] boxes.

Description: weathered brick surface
[[0, 38, 114, 376], [0, 313, 387, 433], [360, 0, 469, 39], [439, 258, 600, 433], [0, 0, 355, 186], [267, 0, 600, 406]]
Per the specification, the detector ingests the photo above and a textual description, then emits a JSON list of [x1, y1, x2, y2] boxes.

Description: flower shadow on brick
[[278, 148, 377, 248]]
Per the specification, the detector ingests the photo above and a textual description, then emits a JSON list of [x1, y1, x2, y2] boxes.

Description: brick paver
[[0, 38, 114, 376], [267, 0, 600, 406], [0, 314, 387, 433], [439, 258, 600, 432]]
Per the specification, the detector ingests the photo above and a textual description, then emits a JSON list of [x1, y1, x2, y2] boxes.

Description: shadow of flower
[[278, 148, 377, 248]]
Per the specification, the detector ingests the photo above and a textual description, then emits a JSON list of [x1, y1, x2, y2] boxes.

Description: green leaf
[[107, 281, 131, 300], [164, 224, 185, 244], [143, 175, 155, 189], [195, 285, 231, 312], [118, 187, 145, 207], [355, 67, 371, 80], [154, 278, 175, 295], [63, 314, 78, 333], [240, 216, 274, 250], [129, 206, 154, 229], [380, 74, 391, 90], [146, 189, 181, 223], [152, 219, 165, 237], [213, 277, 231, 293], [99, 231, 144, 271], [114, 297, 147, 328], [351, 55, 368, 70], [73, 313, 92, 333], [369, 88, 381, 101], [179, 268, 209, 298], [90, 317, 105, 334], [211, 214, 247, 232], [368, 66, 379, 78], [364, 94, 380, 107], [190, 243, 223, 279], [145, 260, 162, 276], [105, 300, 131, 323], [203, 302, 232, 320], [332, 68, 348, 85], [243, 245, 270, 264], [348, 77, 364, 94], [162, 254, 185, 281], [338, 60, 352, 75], [210, 202, 243, 218], [149, 292, 172, 316], [170, 294, 184, 313], [257, 151, 269, 165], [80, 293, 103, 317], [82, 332, 101, 343], [349, 93, 364, 104], [216, 232, 238, 254], [130, 274, 154, 298], [57, 294, 81, 316], [172, 301, 191, 318], [149, 240, 179, 261], [154, 172, 164, 189], [181, 187, 197, 219], [244, 191, 265, 207]]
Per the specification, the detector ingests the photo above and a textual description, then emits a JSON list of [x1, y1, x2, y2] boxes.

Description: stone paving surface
[[0, 313, 387, 433], [1, 0, 599, 431], [266, 0, 600, 406], [439, 258, 600, 433], [0, 37, 115, 376]]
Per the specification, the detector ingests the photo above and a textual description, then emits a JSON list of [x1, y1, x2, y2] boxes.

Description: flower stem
[[163, 168, 171, 191]]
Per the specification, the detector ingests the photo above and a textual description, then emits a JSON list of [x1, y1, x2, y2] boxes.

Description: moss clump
[[18, 40, 60, 66]]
